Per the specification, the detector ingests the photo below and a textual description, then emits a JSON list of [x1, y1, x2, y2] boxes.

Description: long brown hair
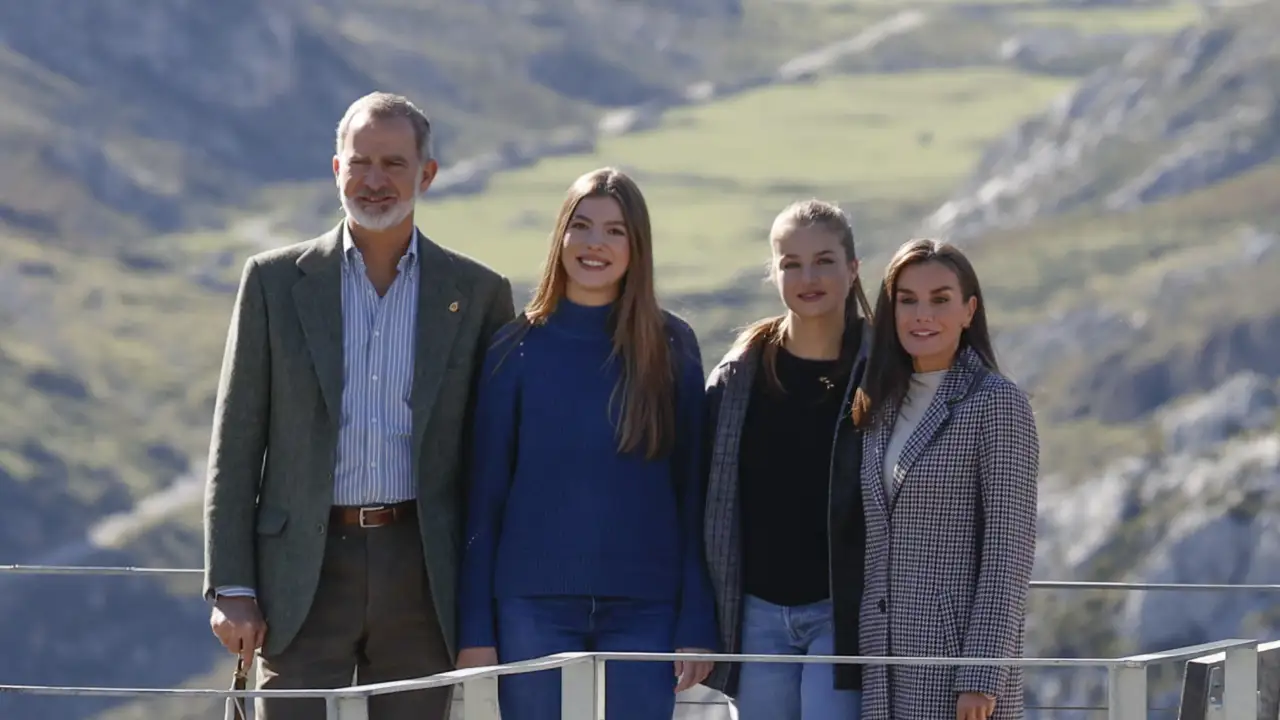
[[851, 238, 998, 428], [730, 199, 873, 392], [517, 167, 675, 460]]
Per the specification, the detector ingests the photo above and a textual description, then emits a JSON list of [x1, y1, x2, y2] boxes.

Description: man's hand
[[957, 691, 996, 720], [673, 648, 713, 693], [210, 596, 266, 666], [456, 647, 499, 669]]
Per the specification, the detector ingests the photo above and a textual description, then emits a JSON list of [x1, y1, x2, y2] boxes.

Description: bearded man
[[203, 91, 516, 720]]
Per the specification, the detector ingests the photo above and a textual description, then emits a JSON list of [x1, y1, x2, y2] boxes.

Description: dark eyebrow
[[781, 249, 836, 259], [898, 284, 957, 294], [572, 214, 626, 227], [348, 153, 409, 163]]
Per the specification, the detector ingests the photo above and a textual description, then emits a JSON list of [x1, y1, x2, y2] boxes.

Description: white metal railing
[[7, 563, 1280, 594], [0, 642, 1263, 719], [2, 565, 1277, 719]]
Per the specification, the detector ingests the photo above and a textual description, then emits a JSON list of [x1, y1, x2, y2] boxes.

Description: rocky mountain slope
[[932, 1, 1280, 710], [1029, 373, 1280, 713], [921, 0, 1280, 243], [0, 2, 875, 716], [2, 1, 1278, 718], [0, 0, 865, 246]]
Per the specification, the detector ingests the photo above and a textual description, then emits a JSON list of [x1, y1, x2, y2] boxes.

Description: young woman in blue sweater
[[456, 167, 718, 720]]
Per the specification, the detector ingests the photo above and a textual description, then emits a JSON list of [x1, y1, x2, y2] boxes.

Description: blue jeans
[[496, 596, 678, 720], [734, 595, 862, 720]]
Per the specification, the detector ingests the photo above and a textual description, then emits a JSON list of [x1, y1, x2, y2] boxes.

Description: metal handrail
[[0, 642, 1264, 720], [4, 564, 1280, 593], [1, 565, 1271, 719]]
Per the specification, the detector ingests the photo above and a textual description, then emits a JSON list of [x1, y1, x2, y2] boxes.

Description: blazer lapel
[[409, 232, 464, 449], [890, 383, 955, 501], [706, 346, 758, 547], [712, 347, 758, 457], [867, 402, 896, 518], [292, 227, 345, 422], [890, 346, 986, 502]]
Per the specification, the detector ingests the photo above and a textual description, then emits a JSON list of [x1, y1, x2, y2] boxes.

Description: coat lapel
[[867, 402, 896, 518], [704, 343, 758, 662], [292, 227, 345, 422], [890, 346, 986, 504], [711, 347, 758, 455], [705, 343, 759, 564], [409, 232, 464, 453]]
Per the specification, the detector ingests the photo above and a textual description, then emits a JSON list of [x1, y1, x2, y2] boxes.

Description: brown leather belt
[[329, 501, 416, 529]]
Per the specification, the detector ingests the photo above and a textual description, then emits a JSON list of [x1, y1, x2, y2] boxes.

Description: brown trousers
[[255, 517, 454, 720]]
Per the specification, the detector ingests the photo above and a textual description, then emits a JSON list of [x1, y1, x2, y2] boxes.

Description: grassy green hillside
[[1010, 2, 1203, 31], [0, 0, 881, 247], [972, 161, 1280, 475], [2, 0, 1274, 718], [424, 68, 1074, 293], [0, 236, 228, 518]]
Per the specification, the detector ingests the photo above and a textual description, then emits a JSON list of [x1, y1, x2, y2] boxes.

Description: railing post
[[1108, 663, 1147, 720], [595, 657, 606, 714], [325, 696, 370, 720], [463, 677, 500, 720], [561, 657, 603, 720], [1222, 642, 1259, 720]]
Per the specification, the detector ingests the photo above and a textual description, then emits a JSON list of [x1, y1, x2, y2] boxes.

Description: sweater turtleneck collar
[[546, 297, 615, 338]]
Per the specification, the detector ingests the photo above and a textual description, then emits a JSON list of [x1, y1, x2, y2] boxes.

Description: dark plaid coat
[[858, 346, 1040, 720], [702, 321, 871, 697]]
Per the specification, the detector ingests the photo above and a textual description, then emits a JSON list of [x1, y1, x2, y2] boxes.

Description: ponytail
[[730, 315, 788, 394], [850, 277, 873, 323]]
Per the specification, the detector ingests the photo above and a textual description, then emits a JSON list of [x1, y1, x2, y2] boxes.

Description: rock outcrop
[[1032, 373, 1280, 714], [921, 2, 1280, 242]]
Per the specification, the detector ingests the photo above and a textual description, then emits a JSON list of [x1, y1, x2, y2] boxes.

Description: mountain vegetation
[[1, 0, 1276, 718]]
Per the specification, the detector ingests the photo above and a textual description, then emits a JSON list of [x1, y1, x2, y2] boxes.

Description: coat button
[[878, 599, 887, 613]]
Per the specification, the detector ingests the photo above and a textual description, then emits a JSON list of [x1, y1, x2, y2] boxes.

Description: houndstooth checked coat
[[859, 346, 1040, 720]]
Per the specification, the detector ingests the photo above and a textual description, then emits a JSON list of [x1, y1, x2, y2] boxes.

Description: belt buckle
[[358, 505, 387, 528]]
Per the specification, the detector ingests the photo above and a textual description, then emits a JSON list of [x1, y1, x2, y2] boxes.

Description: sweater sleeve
[[457, 325, 523, 650], [671, 326, 720, 651]]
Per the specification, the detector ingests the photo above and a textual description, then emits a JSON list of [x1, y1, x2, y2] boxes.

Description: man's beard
[[340, 191, 416, 232]]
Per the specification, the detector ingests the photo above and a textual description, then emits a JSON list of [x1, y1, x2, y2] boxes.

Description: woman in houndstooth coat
[[850, 239, 1040, 720]]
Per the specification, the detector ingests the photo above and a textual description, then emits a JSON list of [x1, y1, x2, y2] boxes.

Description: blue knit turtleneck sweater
[[457, 299, 718, 652]]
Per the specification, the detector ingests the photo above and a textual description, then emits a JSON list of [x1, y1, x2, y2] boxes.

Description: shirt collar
[[342, 223, 419, 270]]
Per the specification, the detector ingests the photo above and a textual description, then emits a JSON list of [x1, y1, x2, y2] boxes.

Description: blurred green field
[[3, 3, 1273, 718], [425, 68, 1074, 295], [1010, 2, 1205, 32]]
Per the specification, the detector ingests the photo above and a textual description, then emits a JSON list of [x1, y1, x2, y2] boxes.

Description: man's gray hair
[[335, 91, 433, 162]]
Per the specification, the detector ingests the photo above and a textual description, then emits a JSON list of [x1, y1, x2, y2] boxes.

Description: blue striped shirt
[[333, 225, 420, 506], [212, 227, 421, 599]]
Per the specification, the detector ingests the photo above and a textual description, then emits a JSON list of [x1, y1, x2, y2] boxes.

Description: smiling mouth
[[577, 257, 611, 270], [909, 329, 939, 338], [797, 291, 826, 301]]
